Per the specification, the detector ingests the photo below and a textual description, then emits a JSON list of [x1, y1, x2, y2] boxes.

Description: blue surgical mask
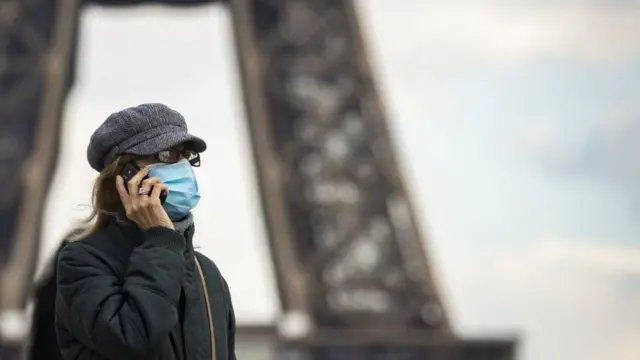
[[148, 159, 200, 220]]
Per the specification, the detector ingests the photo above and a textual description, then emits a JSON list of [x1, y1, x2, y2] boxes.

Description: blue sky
[[358, 2, 640, 359], [40, 1, 640, 359]]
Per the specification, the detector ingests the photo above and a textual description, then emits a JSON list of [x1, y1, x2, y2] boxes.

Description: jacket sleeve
[[56, 227, 186, 360]]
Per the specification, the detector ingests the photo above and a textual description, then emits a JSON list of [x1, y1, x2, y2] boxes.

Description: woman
[[54, 103, 236, 360]]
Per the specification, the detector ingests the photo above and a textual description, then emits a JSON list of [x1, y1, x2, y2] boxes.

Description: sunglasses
[[155, 147, 201, 167]]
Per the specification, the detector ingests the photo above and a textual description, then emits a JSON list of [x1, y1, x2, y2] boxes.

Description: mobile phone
[[121, 163, 167, 204]]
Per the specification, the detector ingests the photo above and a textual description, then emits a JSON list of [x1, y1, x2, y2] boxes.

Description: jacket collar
[[113, 214, 196, 260], [173, 212, 194, 234]]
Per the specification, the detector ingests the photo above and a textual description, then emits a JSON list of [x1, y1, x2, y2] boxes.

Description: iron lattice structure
[[0, 0, 517, 359], [233, 0, 449, 331], [231, 0, 515, 358]]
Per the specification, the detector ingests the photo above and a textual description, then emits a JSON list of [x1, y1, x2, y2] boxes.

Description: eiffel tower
[[0, 0, 517, 359]]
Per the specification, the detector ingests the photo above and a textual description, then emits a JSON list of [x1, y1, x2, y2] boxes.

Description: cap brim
[[125, 131, 207, 157]]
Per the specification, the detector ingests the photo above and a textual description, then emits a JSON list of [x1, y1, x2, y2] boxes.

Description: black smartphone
[[121, 163, 167, 204]]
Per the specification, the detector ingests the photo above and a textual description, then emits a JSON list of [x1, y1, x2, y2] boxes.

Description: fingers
[[115, 176, 129, 203], [139, 177, 161, 195], [127, 167, 150, 195], [150, 183, 169, 203]]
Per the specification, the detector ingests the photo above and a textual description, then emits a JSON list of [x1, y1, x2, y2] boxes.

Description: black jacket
[[30, 240, 66, 360], [54, 219, 236, 360]]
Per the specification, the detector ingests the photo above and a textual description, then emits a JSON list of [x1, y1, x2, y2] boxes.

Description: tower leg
[[229, 0, 516, 358], [0, 0, 79, 358]]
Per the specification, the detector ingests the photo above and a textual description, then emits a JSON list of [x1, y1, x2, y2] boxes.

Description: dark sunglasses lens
[[157, 149, 181, 163]]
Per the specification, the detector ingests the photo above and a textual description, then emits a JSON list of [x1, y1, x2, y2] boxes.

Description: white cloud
[[447, 239, 640, 360], [518, 111, 640, 191], [517, 122, 583, 167], [360, 0, 640, 68], [523, 239, 640, 273]]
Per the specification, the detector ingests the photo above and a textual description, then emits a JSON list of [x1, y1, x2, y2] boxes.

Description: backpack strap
[[194, 256, 216, 360]]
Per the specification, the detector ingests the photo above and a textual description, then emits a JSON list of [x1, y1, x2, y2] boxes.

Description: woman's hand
[[116, 167, 174, 230]]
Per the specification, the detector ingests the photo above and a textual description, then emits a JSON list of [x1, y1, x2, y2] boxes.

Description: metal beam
[[230, 0, 450, 333], [0, 1, 80, 358]]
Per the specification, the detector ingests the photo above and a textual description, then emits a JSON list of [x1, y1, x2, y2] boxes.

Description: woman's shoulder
[[194, 252, 230, 287], [57, 237, 106, 268], [194, 252, 233, 304], [60, 228, 113, 256], [58, 224, 134, 271], [194, 252, 222, 276]]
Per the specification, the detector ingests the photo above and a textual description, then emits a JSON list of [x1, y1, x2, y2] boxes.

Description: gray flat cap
[[87, 103, 207, 172]]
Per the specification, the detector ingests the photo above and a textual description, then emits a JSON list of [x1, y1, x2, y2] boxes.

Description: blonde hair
[[68, 155, 134, 241]]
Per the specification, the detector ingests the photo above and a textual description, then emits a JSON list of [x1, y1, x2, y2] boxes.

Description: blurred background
[[1, 1, 640, 360]]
